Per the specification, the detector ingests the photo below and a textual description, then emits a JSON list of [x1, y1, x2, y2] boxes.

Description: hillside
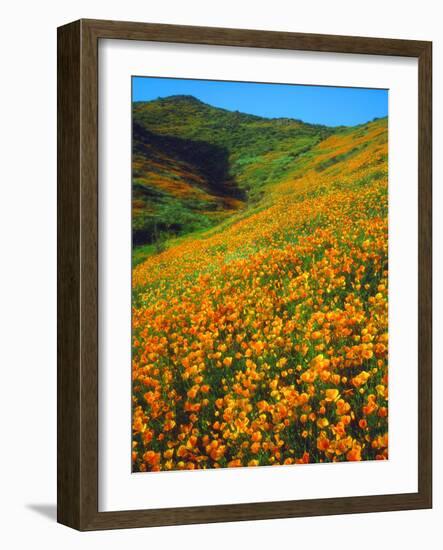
[[132, 114, 389, 471], [132, 95, 336, 247]]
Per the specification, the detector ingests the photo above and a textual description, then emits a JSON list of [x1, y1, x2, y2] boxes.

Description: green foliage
[[133, 195, 214, 246]]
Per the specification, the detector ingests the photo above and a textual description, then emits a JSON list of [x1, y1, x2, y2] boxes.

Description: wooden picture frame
[[57, 18, 432, 530]]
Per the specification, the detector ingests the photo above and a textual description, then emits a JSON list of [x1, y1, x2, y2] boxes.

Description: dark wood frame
[[57, 18, 432, 531]]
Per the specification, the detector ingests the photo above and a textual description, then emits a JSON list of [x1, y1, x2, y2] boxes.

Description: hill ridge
[[134, 94, 332, 127]]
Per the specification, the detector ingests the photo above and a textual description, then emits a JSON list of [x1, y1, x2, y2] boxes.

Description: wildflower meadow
[[131, 90, 388, 472]]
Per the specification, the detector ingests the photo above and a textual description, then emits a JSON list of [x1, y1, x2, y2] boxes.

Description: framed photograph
[[57, 19, 432, 530]]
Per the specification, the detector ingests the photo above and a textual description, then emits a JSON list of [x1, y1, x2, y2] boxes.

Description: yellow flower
[[325, 388, 340, 402], [317, 417, 329, 428]]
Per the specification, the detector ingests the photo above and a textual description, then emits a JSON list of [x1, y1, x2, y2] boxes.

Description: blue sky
[[132, 76, 388, 127]]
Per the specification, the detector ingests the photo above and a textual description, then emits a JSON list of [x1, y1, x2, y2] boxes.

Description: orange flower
[[251, 431, 262, 442], [187, 385, 199, 399], [143, 450, 160, 466], [336, 399, 351, 415], [317, 434, 330, 452], [346, 444, 362, 461], [352, 371, 370, 388], [250, 442, 261, 454]]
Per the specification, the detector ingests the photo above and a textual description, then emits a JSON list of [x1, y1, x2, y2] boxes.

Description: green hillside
[[132, 95, 336, 248]]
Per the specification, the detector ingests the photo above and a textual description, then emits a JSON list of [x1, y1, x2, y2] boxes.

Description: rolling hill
[[132, 95, 337, 248]]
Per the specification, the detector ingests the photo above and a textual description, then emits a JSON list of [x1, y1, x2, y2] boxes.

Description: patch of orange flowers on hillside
[[131, 119, 389, 472]]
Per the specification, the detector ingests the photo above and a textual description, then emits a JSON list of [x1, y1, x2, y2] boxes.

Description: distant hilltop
[[133, 94, 387, 127], [156, 94, 205, 104]]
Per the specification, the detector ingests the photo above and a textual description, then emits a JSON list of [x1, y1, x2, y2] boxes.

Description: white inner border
[[98, 39, 418, 512]]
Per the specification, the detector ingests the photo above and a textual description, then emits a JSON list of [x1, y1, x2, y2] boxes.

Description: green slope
[[132, 95, 338, 248]]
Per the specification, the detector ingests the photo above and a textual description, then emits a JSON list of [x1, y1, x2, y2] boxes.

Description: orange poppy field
[[131, 94, 388, 472]]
